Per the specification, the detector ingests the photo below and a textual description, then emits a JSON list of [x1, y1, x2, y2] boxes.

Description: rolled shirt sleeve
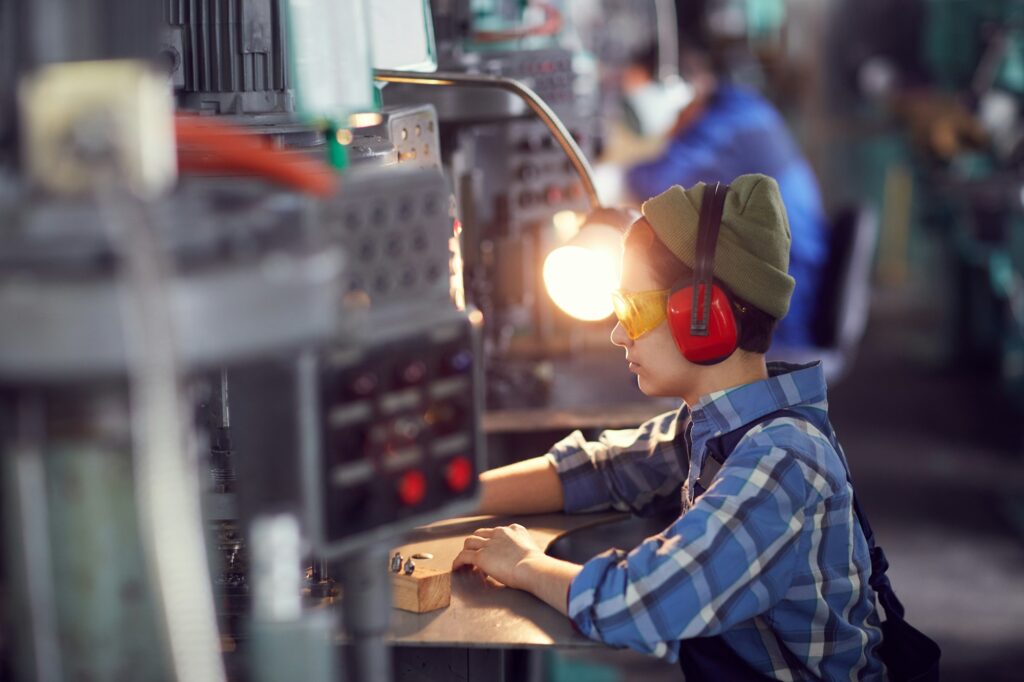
[[545, 407, 689, 515], [566, 444, 811, 662]]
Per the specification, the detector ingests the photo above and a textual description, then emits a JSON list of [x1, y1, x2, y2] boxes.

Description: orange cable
[[473, 2, 562, 43], [174, 115, 336, 197]]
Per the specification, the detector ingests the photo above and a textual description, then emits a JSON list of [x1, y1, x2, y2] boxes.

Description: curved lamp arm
[[374, 69, 602, 210], [654, 0, 681, 82]]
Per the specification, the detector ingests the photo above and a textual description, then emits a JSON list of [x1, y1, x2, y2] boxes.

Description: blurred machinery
[[380, 0, 621, 409], [0, 2, 486, 682], [857, 0, 1024, 412], [0, 0, 671, 679], [821, 0, 1024, 415]]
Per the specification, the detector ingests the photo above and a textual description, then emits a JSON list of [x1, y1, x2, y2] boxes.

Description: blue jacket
[[627, 85, 828, 347]]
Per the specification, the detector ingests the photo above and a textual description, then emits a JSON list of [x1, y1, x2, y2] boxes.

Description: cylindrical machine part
[[163, 0, 293, 115], [340, 546, 393, 682], [249, 514, 336, 682], [1, 0, 18, 165], [1, 387, 172, 682], [209, 438, 236, 489], [209, 370, 236, 491], [250, 513, 302, 623]]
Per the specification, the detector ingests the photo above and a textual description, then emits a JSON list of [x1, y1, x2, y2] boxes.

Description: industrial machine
[[0, 1, 667, 680], [0, 2, 485, 681], [379, 0, 621, 409]]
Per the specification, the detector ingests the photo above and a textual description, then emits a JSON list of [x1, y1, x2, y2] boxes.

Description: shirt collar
[[688, 361, 828, 456]]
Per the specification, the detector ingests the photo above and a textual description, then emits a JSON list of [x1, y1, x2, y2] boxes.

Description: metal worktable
[[386, 512, 625, 649], [376, 512, 630, 682]]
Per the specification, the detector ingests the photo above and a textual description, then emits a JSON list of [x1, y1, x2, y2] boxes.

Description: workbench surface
[[386, 512, 626, 649]]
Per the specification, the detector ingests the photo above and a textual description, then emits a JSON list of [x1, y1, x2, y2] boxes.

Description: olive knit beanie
[[640, 174, 795, 320]]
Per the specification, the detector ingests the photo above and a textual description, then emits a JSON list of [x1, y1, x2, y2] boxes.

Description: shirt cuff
[[545, 431, 614, 514], [566, 589, 584, 635], [565, 548, 625, 640]]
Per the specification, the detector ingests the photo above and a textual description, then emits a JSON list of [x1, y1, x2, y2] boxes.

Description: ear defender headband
[[666, 182, 740, 364]]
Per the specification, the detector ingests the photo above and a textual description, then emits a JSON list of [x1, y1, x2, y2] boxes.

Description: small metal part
[[411, 553, 433, 561], [390, 552, 403, 573], [403, 558, 415, 575], [251, 514, 302, 623]]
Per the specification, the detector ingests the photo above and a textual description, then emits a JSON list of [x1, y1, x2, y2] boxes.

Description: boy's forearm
[[515, 554, 581, 616], [476, 456, 565, 516]]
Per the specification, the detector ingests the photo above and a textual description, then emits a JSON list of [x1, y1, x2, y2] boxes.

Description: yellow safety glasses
[[611, 288, 670, 340]]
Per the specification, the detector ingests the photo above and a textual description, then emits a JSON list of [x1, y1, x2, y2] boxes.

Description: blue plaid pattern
[[547, 362, 885, 680]]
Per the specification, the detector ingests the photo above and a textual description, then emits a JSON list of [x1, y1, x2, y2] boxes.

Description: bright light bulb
[[543, 245, 620, 321], [552, 210, 583, 243], [348, 112, 383, 128]]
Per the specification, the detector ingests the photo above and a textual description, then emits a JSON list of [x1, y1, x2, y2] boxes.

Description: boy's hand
[[452, 523, 545, 590]]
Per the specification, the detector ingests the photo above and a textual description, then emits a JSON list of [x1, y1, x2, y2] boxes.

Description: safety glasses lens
[[611, 290, 668, 340]]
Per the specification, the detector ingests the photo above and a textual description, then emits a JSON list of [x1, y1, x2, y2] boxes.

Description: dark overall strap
[[703, 409, 905, 620], [679, 409, 907, 680]]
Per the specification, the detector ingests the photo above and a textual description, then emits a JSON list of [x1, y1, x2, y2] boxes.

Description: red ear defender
[[667, 283, 738, 363], [665, 182, 740, 365]]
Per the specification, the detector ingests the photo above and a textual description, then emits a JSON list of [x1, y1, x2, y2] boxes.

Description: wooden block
[[391, 566, 451, 613]]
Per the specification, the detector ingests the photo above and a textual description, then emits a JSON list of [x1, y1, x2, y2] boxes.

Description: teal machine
[[921, 1, 1024, 410], [826, 0, 1024, 412]]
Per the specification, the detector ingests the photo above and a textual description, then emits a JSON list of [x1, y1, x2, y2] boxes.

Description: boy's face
[[610, 245, 698, 400]]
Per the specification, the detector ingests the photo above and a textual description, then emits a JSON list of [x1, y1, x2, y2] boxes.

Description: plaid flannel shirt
[[547, 362, 885, 680]]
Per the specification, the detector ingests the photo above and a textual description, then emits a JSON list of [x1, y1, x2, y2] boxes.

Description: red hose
[[473, 2, 562, 42], [175, 115, 336, 197]]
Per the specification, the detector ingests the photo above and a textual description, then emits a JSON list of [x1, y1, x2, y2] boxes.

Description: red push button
[[349, 371, 378, 397], [398, 470, 426, 506], [398, 360, 427, 386], [445, 456, 473, 493]]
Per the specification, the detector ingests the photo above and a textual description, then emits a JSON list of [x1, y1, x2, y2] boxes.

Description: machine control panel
[[504, 118, 592, 226], [479, 47, 577, 110], [324, 165, 454, 309], [314, 314, 483, 554]]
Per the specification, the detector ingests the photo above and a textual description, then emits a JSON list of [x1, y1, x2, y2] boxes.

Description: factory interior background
[[1, 0, 1024, 681]]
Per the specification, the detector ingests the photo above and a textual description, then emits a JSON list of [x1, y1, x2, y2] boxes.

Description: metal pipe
[[5, 397, 64, 682], [654, 0, 681, 81], [340, 546, 393, 682], [374, 69, 602, 210], [219, 369, 231, 428], [99, 189, 227, 682]]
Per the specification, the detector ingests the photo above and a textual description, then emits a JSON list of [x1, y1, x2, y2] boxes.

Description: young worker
[[453, 174, 885, 679]]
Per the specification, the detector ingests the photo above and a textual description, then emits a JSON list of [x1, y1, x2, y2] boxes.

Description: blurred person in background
[[614, 1, 828, 350]]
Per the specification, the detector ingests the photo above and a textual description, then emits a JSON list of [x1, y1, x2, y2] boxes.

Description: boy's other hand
[[452, 523, 545, 590]]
